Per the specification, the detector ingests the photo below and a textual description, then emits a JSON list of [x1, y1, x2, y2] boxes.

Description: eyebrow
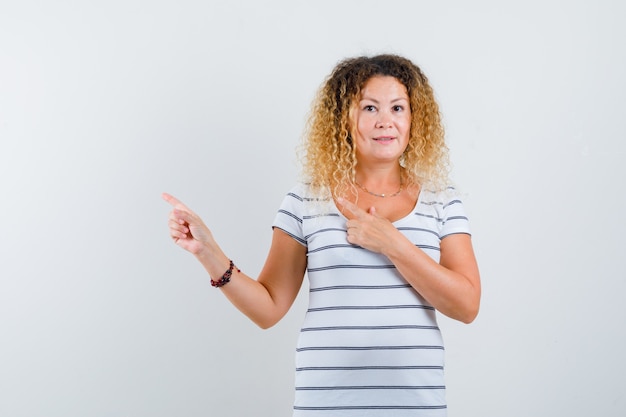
[[359, 96, 409, 104]]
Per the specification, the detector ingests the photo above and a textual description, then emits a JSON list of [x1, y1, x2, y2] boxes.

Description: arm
[[163, 193, 307, 329], [216, 228, 307, 328], [339, 198, 481, 324], [383, 232, 480, 324]]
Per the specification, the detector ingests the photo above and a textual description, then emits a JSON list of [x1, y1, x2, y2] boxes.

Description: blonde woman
[[164, 54, 480, 416]]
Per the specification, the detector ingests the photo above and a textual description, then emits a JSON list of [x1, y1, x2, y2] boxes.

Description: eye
[[363, 105, 376, 112], [392, 105, 404, 112]]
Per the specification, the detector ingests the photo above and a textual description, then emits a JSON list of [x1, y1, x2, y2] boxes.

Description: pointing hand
[[338, 197, 398, 254], [162, 193, 215, 255]]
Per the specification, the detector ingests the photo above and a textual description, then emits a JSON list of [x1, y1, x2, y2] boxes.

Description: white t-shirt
[[273, 183, 471, 417]]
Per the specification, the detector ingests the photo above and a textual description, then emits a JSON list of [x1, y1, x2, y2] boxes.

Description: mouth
[[373, 136, 395, 142]]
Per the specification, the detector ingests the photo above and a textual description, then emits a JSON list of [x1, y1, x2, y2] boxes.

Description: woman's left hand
[[338, 197, 400, 254]]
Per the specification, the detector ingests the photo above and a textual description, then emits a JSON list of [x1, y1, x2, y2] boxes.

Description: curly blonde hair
[[301, 54, 449, 198]]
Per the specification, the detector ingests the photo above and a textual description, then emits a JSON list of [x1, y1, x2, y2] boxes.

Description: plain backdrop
[[1, 1, 625, 416]]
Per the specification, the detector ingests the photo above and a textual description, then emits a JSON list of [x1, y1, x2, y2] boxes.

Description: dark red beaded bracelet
[[210, 260, 240, 288]]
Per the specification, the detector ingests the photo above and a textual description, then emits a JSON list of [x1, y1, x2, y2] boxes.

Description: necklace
[[355, 179, 403, 198]]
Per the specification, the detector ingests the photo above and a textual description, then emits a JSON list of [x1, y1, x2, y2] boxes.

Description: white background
[[1, 1, 625, 416]]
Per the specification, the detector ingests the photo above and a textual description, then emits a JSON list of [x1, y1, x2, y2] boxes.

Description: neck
[[354, 165, 405, 198], [355, 164, 403, 186]]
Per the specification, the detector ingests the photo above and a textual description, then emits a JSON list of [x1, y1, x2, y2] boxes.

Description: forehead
[[359, 76, 409, 100]]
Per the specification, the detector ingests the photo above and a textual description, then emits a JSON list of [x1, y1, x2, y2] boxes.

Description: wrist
[[193, 240, 218, 259], [381, 231, 411, 259], [210, 259, 240, 288], [194, 242, 222, 272], [194, 245, 234, 284]]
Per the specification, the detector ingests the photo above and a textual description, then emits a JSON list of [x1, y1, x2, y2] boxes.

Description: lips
[[373, 137, 395, 142]]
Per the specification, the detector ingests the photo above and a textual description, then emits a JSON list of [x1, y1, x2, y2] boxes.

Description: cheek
[[355, 114, 373, 136], [401, 117, 412, 134], [401, 113, 412, 127], [400, 120, 412, 144]]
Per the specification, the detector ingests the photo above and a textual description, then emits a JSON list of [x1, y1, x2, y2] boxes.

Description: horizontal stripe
[[303, 213, 341, 220], [396, 226, 440, 237], [294, 405, 447, 410], [301, 325, 439, 332], [296, 385, 445, 390], [304, 227, 346, 240], [309, 284, 411, 292], [443, 199, 462, 209], [296, 345, 444, 352], [296, 365, 443, 371], [308, 264, 396, 273], [287, 192, 303, 202], [445, 215, 469, 222], [277, 209, 302, 223], [420, 201, 443, 206], [308, 243, 359, 254], [273, 226, 307, 245], [417, 244, 440, 252], [287, 193, 330, 203], [441, 231, 471, 239], [307, 305, 435, 312], [413, 212, 443, 222]]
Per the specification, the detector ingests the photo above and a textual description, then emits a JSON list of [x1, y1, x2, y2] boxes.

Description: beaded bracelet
[[210, 260, 240, 288]]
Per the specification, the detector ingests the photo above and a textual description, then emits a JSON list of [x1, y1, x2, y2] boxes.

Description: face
[[352, 76, 411, 166]]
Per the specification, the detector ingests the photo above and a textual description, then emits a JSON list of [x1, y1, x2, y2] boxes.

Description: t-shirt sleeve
[[272, 187, 307, 247], [440, 189, 472, 239]]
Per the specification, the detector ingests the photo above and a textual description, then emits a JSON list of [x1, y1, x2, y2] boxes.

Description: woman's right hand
[[162, 192, 215, 255]]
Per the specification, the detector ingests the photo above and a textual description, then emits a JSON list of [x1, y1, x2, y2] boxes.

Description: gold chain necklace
[[355, 180, 403, 198]]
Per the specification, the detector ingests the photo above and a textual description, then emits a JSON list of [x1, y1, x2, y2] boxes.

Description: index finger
[[337, 197, 368, 219], [162, 192, 189, 209]]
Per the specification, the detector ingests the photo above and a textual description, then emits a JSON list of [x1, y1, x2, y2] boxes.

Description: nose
[[375, 119, 392, 128], [375, 111, 392, 128]]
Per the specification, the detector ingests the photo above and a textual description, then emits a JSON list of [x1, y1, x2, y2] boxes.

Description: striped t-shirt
[[272, 183, 471, 417]]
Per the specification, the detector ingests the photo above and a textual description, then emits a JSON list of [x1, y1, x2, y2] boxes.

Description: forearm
[[193, 229, 307, 329], [194, 247, 283, 329], [164, 194, 304, 328], [221, 271, 285, 329], [383, 234, 481, 323]]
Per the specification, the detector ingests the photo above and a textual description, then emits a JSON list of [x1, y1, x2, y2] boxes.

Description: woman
[[164, 54, 480, 416]]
